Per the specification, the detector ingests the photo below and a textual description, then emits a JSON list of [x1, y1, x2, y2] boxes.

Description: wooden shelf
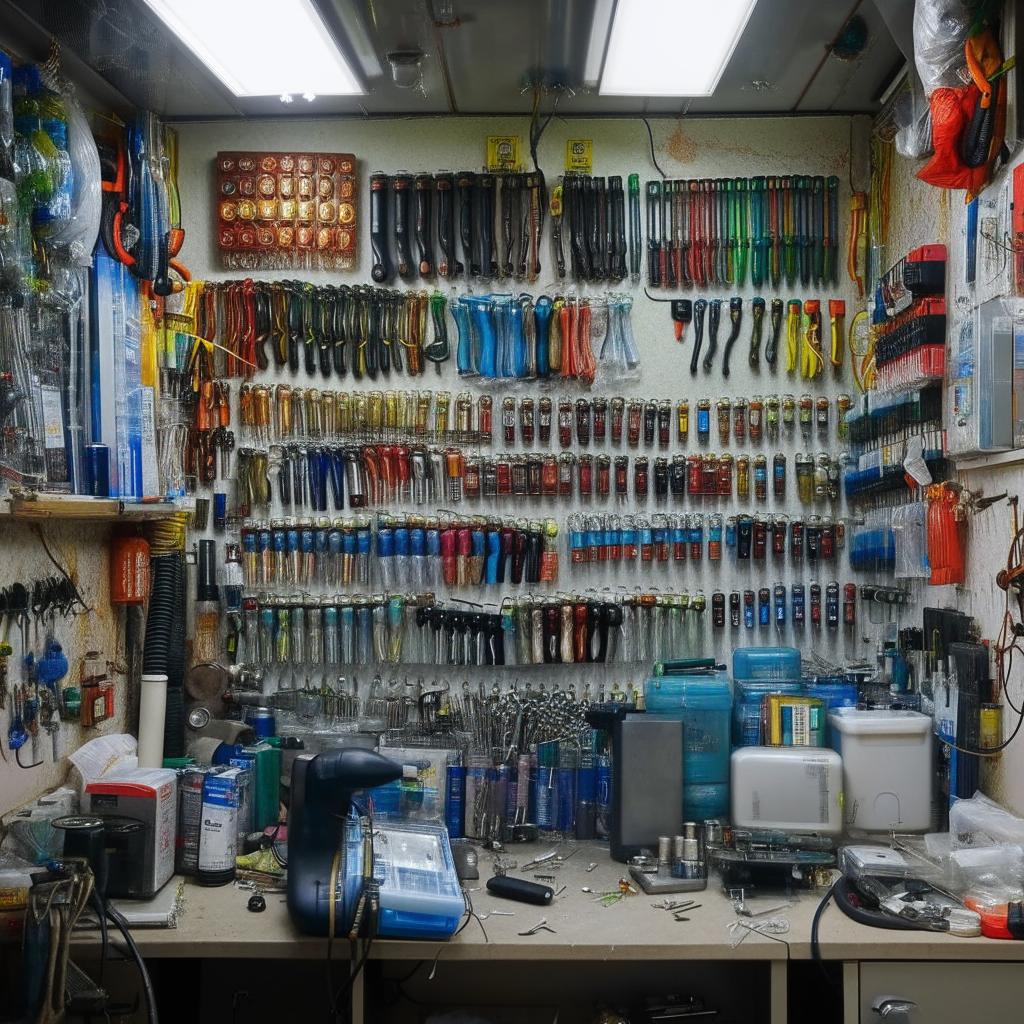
[[3, 494, 182, 522]]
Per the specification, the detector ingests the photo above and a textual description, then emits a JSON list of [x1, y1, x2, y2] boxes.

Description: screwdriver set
[[370, 170, 548, 285], [644, 175, 840, 290], [237, 591, 710, 668], [238, 516, 559, 590]]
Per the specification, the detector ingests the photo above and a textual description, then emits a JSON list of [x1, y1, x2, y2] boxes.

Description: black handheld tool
[[486, 876, 554, 906], [436, 172, 459, 277], [765, 297, 784, 367], [369, 172, 391, 284], [392, 173, 414, 281], [286, 284, 301, 374], [646, 180, 662, 286], [671, 299, 692, 344], [479, 174, 497, 278], [702, 298, 722, 373], [689, 298, 707, 375], [516, 174, 532, 279], [748, 296, 765, 367], [501, 173, 517, 277], [333, 285, 348, 378], [594, 176, 609, 280], [721, 297, 743, 379], [456, 170, 476, 276], [609, 175, 627, 281], [414, 173, 434, 277]]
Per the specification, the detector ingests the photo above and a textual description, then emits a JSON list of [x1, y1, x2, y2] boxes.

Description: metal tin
[[249, 706, 276, 739], [84, 443, 111, 497]]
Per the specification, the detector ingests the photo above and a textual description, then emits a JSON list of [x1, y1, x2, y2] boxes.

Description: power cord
[[105, 903, 158, 1024], [641, 117, 667, 179]]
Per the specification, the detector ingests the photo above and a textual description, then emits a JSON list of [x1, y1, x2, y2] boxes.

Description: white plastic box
[[829, 709, 933, 833], [731, 747, 843, 836]]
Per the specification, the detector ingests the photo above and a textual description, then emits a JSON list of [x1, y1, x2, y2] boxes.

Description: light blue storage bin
[[644, 673, 733, 788], [732, 646, 801, 682]]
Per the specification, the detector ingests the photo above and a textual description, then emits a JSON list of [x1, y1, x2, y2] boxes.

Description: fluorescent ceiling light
[[139, 0, 364, 97], [599, 0, 757, 97]]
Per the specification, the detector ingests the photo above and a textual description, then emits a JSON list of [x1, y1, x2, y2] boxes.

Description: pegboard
[[173, 114, 881, 692]]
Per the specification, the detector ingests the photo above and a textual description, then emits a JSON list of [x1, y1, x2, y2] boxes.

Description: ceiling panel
[[3, 0, 904, 118]]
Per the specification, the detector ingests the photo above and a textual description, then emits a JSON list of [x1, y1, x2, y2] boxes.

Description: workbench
[[63, 840, 1024, 1024]]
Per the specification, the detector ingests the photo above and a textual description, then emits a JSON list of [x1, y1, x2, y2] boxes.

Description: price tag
[[486, 136, 522, 172], [565, 139, 593, 175]]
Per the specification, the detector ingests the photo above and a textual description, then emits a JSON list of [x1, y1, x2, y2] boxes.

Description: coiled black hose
[[142, 553, 187, 758]]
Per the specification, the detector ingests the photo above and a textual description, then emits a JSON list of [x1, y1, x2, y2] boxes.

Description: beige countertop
[[70, 841, 1024, 963]]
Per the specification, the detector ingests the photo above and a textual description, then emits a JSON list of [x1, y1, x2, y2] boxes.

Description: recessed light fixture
[[139, 0, 363, 97], [597, 0, 758, 97]]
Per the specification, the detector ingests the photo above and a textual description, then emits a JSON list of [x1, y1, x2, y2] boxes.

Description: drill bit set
[[644, 175, 840, 290]]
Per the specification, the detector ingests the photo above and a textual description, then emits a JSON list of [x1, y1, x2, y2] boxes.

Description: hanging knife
[[436, 171, 459, 277], [369, 172, 391, 284], [456, 170, 477, 276], [414, 173, 434, 278]]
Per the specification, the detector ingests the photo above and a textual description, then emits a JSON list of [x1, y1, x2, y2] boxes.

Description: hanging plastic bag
[[47, 86, 101, 266], [917, 27, 1007, 195], [913, 0, 971, 95]]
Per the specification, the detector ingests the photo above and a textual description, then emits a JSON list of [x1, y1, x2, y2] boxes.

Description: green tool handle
[[735, 178, 748, 288]]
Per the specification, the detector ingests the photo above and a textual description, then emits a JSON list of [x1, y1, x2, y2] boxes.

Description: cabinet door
[[860, 962, 1024, 1023]]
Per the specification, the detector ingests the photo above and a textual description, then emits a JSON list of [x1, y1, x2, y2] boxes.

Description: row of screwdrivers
[[234, 386, 853, 449], [568, 512, 845, 565], [238, 384, 493, 444], [237, 518, 560, 589], [644, 176, 841, 290], [235, 444, 848, 513]]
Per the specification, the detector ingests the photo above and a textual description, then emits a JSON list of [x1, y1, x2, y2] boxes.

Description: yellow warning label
[[565, 139, 593, 175], [486, 136, 522, 173]]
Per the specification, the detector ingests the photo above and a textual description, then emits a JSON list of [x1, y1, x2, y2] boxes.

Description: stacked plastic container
[[731, 647, 802, 746], [644, 672, 733, 821]]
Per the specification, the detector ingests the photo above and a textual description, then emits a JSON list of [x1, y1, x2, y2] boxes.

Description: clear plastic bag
[[913, 0, 972, 95], [949, 791, 1024, 848], [894, 73, 933, 158], [892, 500, 930, 578], [47, 86, 101, 266]]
